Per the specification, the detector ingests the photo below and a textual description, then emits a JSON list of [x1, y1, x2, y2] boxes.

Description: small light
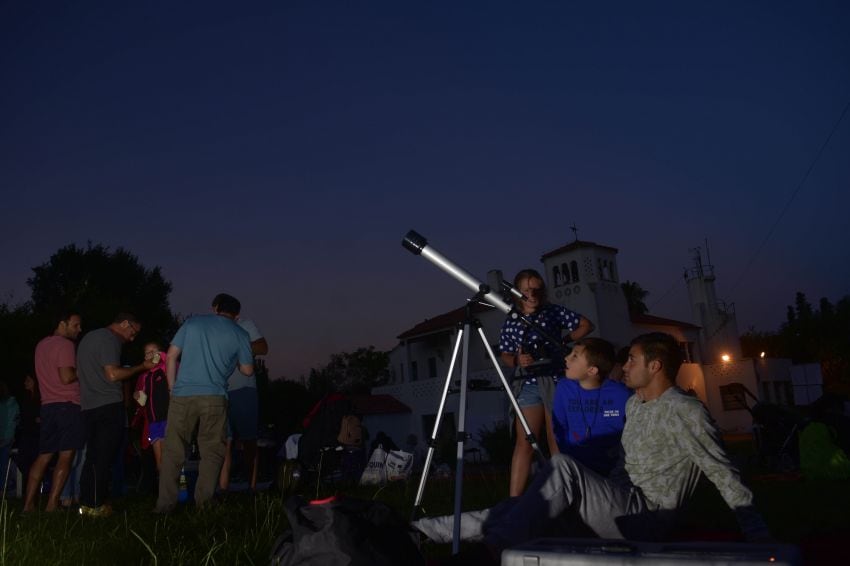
[[760, 352, 766, 359], [721, 354, 731, 362]]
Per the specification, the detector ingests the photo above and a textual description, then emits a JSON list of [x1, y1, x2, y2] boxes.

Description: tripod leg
[[476, 325, 544, 459], [451, 324, 472, 554], [411, 327, 465, 519]]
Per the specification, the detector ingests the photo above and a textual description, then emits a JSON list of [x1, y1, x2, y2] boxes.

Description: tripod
[[411, 291, 544, 554]]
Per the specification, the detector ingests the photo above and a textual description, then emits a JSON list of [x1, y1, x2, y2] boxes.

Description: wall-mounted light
[[721, 354, 731, 362], [760, 351, 766, 359]]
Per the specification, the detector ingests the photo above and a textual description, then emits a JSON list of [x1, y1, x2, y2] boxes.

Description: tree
[[308, 346, 390, 395], [1, 243, 180, 391], [742, 291, 850, 393], [0, 301, 42, 392], [621, 280, 650, 315], [261, 378, 316, 442], [25, 243, 178, 363], [740, 328, 782, 359]]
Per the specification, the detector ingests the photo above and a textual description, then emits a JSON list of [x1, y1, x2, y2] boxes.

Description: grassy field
[[2, 462, 849, 565]]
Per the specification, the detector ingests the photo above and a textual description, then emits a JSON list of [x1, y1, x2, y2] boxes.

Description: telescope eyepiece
[[402, 230, 428, 255]]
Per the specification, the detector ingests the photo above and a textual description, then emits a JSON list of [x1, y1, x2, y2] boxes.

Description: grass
[[1, 492, 283, 565], [0, 469, 506, 565], [2, 457, 849, 565]]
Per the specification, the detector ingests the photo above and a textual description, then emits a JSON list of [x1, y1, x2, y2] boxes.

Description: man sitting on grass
[[414, 332, 769, 561]]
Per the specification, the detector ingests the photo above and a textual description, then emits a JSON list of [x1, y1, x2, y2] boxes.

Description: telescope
[[402, 229, 548, 553], [402, 230, 514, 312]]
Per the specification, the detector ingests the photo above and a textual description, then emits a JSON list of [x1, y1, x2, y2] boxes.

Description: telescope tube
[[402, 230, 513, 314]]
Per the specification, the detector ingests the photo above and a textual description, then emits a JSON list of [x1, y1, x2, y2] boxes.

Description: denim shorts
[[516, 381, 543, 408]]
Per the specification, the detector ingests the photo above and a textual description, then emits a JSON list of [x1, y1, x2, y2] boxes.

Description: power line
[[649, 274, 683, 311], [728, 98, 850, 294]]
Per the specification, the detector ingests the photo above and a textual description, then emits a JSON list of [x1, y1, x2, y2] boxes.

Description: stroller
[[278, 394, 365, 496]]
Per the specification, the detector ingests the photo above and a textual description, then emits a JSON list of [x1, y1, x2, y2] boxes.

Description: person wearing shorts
[[219, 318, 267, 492], [499, 269, 593, 497], [24, 311, 84, 513], [134, 341, 171, 471]]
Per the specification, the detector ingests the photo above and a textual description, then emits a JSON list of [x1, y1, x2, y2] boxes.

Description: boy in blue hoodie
[[552, 337, 631, 475]]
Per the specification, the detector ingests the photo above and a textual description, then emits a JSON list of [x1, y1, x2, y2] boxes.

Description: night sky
[[2, 1, 848, 379]]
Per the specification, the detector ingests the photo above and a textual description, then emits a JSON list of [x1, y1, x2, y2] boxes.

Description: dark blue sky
[[2, 1, 848, 378]]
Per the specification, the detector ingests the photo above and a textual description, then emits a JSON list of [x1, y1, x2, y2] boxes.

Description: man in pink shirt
[[23, 311, 84, 513]]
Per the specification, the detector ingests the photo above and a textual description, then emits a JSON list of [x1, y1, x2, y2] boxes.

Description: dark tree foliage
[[740, 292, 850, 392], [308, 346, 390, 396], [620, 280, 649, 315], [0, 243, 180, 390], [0, 302, 42, 393], [27, 243, 180, 362]]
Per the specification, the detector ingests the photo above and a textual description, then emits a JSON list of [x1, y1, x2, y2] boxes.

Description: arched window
[[570, 261, 580, 283], [561, 262, 571, 284], [553, 266, 562, 287]]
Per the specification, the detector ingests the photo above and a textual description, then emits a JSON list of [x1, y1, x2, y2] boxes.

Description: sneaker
[[79, 504, 113, 518]]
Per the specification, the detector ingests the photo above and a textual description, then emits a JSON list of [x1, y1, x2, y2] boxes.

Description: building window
[[570, 261, 579, 283], [428, 357, 437, 378], [561, 262, 571, 284], [411, 361, 418, 381], [399, 364, 404, 383]]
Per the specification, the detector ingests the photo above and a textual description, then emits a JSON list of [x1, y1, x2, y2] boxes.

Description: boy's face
[[564, 345, 597, 381]]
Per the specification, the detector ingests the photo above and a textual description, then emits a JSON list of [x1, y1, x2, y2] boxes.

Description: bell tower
[[540, 239, 632, 349]]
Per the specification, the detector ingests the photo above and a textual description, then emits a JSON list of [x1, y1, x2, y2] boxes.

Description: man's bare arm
[[58, 366, 77, 385], [166, 345, 181, 390], [104, 360, 154, 383]]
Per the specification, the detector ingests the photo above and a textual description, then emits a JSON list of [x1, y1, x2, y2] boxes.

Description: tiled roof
[[397, 302, 496, 339]]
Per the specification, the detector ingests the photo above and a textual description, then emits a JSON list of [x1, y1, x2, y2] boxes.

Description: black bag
[[270, 495, 425, 566]]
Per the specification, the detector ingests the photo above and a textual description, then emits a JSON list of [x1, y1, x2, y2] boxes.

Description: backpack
[[269, 495, 424, 566]]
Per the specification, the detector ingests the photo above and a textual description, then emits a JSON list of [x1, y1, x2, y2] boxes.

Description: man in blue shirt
[[154, 293, 254, 512]]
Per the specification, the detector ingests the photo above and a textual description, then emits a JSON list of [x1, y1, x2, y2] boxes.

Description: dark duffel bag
[[270, 494, 425, 566]]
